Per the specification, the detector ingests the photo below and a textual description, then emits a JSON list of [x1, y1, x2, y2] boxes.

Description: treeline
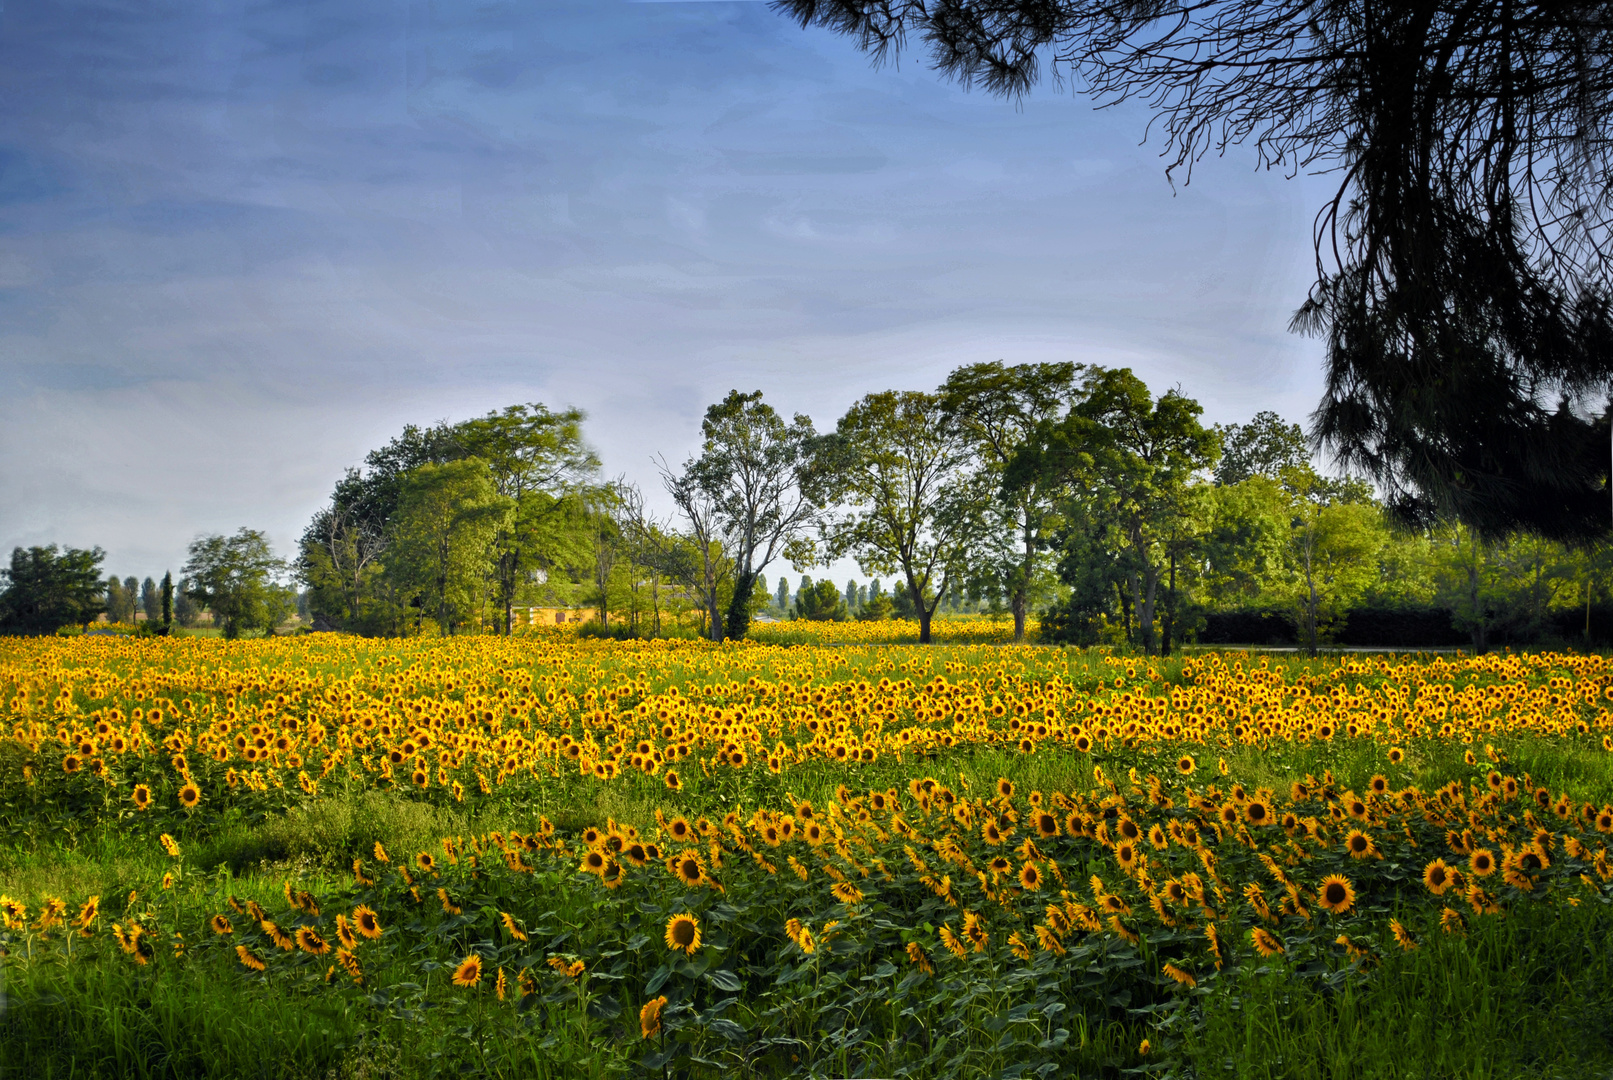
[[5, 362, 1609, 650]]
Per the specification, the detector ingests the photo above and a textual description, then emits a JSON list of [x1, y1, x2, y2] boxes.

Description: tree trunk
[[1137, 563, 1160, 655], [1012, 527, 1034, 643], [725, 569, 757, 642]]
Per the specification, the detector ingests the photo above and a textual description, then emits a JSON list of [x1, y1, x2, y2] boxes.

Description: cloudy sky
[[0, 0, 1338, 583]]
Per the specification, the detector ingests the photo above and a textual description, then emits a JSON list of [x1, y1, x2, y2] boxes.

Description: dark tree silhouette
[[775, 0, 1613, 538]]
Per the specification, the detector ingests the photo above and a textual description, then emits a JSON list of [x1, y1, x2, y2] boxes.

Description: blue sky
[[0, 0, 1336, 583]]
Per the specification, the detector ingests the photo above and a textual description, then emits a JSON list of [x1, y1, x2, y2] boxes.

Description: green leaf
[[707, 969, 742, 992]]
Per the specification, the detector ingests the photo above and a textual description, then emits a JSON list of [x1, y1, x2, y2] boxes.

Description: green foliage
[[0, 545, 106, 634], [384, 460, 511, 635], [182, 529, 292, 640], [793, 577, 847, 621]]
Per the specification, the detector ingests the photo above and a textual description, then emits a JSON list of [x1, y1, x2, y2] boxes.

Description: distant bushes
[[1196, 604, 1613, 649]]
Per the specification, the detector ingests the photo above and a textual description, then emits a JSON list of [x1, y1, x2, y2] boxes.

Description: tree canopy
[[0, 545, 106, 634], [775, 0, 1613, 540]]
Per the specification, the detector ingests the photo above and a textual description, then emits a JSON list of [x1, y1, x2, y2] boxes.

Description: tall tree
[[159, 571, 174, 632], [1013, 368, 1218, 655], [687, 391, 821, 641], [384, 460, 511, 635], [940, 361, 1081, 642], [817, 390, 981, 644], [656, 458, 731, 641], [140, 577, 160, 623], [0, 545, 106, 633], [778, 0, 1613, 540], [1214, 412, 1311, 487], [452, 404, 600, 634], [183, 530, 291, 639]]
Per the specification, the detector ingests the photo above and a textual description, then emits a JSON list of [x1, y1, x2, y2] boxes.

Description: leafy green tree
[[1016, 368, 1218, 654], [160, 571, 174, 631], [182, 529, 291, 639], [105, 576, 133, 624], [775, 576, 790, 612], [452, 404, 599, 634], [1286, 477, 1386, 655], [384, 460, 511, 635], [685, 391, 821, 641], [795, 578, 848, 621], [1215, 412, 1311, 487], [1433, 527, 1574, 652], [0, 545, 106, 633], [140, 578, 160, 623], [941, 361, 1081, 642], [817, 390, 981, 644]]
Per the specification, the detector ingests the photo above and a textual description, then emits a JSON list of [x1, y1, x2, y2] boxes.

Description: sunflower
[[1162, 962, 1196, 988], [209, 914, 233, 935], [1245, 800, 1272, 827], [961, 910, 990, 952], [1175, 754, 1196, 776], [1344, 829, 1379, 860], [236, 945, 267, 972], [297, 928, 331, 955], [372, 842, 389, 863], [600, 860, 625, 890], [131, 785, 153, 810], [639, 995, 669, 1039], [831, 882, 864, 905], [1034, 923, 1067, 956], [670, 854, 705, 887], [177, 783, 201, 809], [1423, 859, 1456, 895], [1250, 927, 1284, 957], [581, 850, 608, 875], [335, 915, 357, 950], [501, 911, 528, 941], [1389, 919, 1418, 951], [451, 954, 483, 987], [1469, 849, 1497, 876], [665, 913, 701, 955], [62, 755, 83, 774], [159, 834, 181, 858], [981, 821, 1005, 845], [1317, 875, 1355, 914], [938, 924, 968, 959], [996, 777, 1015, 799], [906, 940, 935, 973], [1387, 746, 1405, 764], [352, 905, 382, 940], [1034, 811, 1059, 838], [415, 852, 436, 873], [1115, 842, 1138, 869], [1018, 862, 1042, 891]]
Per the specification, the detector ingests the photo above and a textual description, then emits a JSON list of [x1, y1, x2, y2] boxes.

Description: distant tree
[[687, 391, 822, 640], [857, 594, 895, 621], [174, 579, 201, 627], [1013, 368, 1218, 655], [794, 578, 848, 621], [182, 529, 291, 639], [817, 391, 980, 644], [0, 545, 106, 633], [844, 579, 859, 613], [160, 571, 174, 632], [105, 577, 133, 623], [123, 577, 139, 618], [452, 404, 600, 634], [941, 361, 1080, 642], [140, 577, 160, 623], [655, 456, 732, 641], [1214, 412, 1311, 487], [384, 460, 511, 635], [775, 576, 790, 612]]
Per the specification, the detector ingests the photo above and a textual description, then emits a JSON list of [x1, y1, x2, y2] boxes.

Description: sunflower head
[[451, 954, 483, 987], [1318, 874, 1355, 914], [665, 913, 701, 955]]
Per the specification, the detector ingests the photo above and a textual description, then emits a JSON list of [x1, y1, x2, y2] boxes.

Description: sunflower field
[[3, 631, 1613, 1079]]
